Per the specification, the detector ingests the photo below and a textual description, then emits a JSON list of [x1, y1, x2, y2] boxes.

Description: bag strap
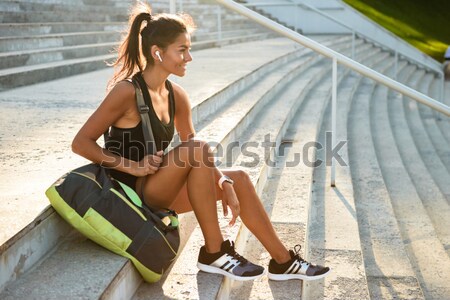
[[103, 76, 156, 155], [131, 77, 156, 155]]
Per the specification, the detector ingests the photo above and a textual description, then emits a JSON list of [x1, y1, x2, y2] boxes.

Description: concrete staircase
[[1, 2, 450, 300], [0, 0, 272, 90]]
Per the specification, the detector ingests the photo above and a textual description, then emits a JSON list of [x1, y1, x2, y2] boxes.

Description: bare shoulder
[[106, 80, 136, 106], [170, 81, 191, 108], [74, 80, 138, 142]]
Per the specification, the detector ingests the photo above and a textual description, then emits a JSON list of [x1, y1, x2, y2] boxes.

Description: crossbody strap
[[103, 77, 156, 155], [130, 77, 156, 155]]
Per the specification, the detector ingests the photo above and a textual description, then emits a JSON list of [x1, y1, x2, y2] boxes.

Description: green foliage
[[343, 0, 450, 62]]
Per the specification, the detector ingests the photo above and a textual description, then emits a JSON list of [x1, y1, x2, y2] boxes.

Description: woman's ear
[[151, 46, 163, 62]]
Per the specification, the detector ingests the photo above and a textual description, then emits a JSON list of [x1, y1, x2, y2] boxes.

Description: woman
[[72, 2, 330, 282]]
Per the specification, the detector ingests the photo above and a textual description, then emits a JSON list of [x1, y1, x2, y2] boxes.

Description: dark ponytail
[[108, 2, 195, 90]]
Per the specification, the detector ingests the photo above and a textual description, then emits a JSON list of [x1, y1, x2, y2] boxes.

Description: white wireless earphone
[[155, 51, 163, 62]]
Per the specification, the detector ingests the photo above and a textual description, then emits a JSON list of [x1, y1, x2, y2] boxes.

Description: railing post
[[170, 0, 176, 14], [352, 30, 355, 60], [394, 50, 398, 80], [217, 5, 222, 46], [331, 58, 337, 187], [294, 4, 298, 32]]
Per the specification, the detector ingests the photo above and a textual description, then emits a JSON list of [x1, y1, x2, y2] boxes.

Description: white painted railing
[[216, 0, 450, 186]]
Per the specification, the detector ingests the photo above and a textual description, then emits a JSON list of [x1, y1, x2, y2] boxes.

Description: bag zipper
[[72, 171, 102, 189], [110, 188, 147, 221]]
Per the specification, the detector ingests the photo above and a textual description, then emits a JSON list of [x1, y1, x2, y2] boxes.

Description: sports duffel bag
[[46, 163, 179, 283]]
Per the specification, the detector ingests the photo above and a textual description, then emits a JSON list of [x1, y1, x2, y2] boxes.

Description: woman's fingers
[[222, 199, 228, 217], [147, 152, 163, 167], [147, 164, 159, 174], [229, 203, 240, 226]]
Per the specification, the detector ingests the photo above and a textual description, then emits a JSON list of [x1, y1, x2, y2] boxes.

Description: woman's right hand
[[130, 150, 164, 177]]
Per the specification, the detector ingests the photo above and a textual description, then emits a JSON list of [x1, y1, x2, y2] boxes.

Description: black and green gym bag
[[45, 77, 179, 283]]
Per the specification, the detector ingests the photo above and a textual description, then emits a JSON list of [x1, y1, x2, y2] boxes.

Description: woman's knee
[[231, 169, 251, 185], [178, 138, 214, 168]]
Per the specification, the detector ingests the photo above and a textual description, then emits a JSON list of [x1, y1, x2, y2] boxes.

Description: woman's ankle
[[272, 250, 291, 265], [204, 239, 224, 254]]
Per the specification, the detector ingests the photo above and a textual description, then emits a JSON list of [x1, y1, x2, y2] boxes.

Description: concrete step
[[348, 60, 426, 299], [430, 80, 450, 145], [417, 77, 450, 174], [302, 51, 393, 300], [0, 53, 116, 91], [0, 42, 117, 69], [0, 206, 73, 297], [403, 72, 450, 204], [0, 1, 131, 14], [0, 21, 261, 38], [0, 10, 127, 23], [0, 27, 267, 70], [0, 0, 128, 4], [0, 31, 121, 52], [382, 68, 450, 297], [192, 27, 266, 42], [0, 22, 126, 37], [195, 22, 268, 35], [0, 231, 132, 300], [0, 32, 283, 90]]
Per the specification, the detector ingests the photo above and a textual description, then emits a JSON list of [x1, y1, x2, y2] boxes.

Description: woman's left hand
[[221, 183, 240, 226]]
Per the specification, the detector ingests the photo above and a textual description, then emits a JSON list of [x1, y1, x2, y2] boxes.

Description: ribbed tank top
[[105, 72, 176, 189]]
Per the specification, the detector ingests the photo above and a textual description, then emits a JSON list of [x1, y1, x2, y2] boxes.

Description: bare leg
[[229, 170, 291, 264], [170, 169, 291, 264], [136, 139, 223, 253]]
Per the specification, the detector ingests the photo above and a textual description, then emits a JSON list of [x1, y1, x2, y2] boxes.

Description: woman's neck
[[141, 66, 168, 93]]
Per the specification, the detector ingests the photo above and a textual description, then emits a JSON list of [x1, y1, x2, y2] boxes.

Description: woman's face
[[161, 32, 192, 77]]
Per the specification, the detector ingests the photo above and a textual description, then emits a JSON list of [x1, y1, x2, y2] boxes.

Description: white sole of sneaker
[[197, 262, 266, 281], [268, 268, 331, 281]]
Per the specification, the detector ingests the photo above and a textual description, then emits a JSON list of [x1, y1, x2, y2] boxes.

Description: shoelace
[[227, 241, 248, 265], [293, 244, 310, 268]]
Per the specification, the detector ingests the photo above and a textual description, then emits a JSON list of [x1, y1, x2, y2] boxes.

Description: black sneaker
[[268, 245, 330, 281], [197, 240, 266, 281]]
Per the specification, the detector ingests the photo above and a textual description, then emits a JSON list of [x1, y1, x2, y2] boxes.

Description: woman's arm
[[72, 81, 159, 176], [172, 82, 195, 142], [172, 82, 240, 225]]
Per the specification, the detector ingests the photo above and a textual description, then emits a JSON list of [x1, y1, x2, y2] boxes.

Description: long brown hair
[[108, 1, 195, 90]]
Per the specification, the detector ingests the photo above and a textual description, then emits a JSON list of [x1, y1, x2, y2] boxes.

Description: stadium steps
[[223, 44, 384, 300], [431, 79, 450, 144], [417, 78, 450, 174], [346, 59, 425, 299], [395, 70, 450, 253], [381, 68, 450, 298], [1, 4, 449, 300], [299, 51, 393, 300], [0, 0, 274, 90]]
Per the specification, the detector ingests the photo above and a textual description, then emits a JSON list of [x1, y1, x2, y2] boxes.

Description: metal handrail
[[216, 0, 450, 186], [242, 0, 445, 102]]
